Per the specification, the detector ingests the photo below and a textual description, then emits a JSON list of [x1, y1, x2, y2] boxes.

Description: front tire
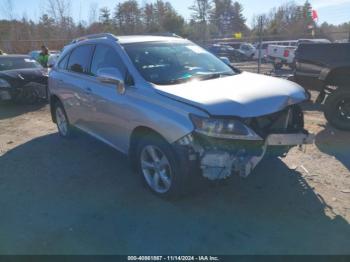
[[324, 88, 350, 131], [136, 134, 188, 198], [54, 101, 74, 138]]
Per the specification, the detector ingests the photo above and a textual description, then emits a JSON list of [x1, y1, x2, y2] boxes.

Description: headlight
[[190, 114, 262, 140], [0, 78, 10, 88]]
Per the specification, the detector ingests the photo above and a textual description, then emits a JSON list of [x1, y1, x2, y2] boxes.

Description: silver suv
[[49, 34, 314, 197]]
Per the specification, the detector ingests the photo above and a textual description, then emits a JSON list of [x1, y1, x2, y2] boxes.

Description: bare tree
[[46, 0, 71, 24], [88, 2, 99, 25], [46, 0, 73, 38], [190, 0, 211, 24]]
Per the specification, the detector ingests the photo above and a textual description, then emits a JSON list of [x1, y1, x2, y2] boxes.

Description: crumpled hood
[[155, 72, 307, 118]]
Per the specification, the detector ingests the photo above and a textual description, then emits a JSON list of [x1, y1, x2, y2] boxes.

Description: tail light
[[284, 50, 290, 57]]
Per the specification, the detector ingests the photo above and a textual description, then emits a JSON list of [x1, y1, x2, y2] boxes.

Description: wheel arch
[[325, 66, 350, 87], [128, 126, 169, 166], [50, 94, 61, 123]]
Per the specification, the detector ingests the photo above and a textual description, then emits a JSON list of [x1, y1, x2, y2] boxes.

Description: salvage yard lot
[[0, 67, 350, 254]]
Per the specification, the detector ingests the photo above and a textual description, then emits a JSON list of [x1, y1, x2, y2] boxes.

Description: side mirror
[[97, 67, 126, 94], [220, 57, 231, 66]]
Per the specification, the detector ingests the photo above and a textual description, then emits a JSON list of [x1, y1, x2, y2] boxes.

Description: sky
[[1, 0, 350, 26]]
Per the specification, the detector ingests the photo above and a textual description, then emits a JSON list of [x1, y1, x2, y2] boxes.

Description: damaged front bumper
[[177, 132, 315, 181], [0, 90, 12, 101], [0, 82, 47, 103]]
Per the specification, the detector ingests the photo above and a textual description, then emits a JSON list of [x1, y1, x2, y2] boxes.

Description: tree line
[[0, 0, 349, 53]]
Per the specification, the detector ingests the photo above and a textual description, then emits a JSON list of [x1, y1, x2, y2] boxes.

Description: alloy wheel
[[338, 99, 350, 121], [140, 145, 172, 194], [56, 106, 68, 136]]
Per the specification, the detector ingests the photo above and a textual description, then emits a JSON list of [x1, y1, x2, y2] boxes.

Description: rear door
[[59, 44, 95, 129]]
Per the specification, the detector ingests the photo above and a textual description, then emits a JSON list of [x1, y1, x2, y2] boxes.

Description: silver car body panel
[[49, 35, 310, 159]]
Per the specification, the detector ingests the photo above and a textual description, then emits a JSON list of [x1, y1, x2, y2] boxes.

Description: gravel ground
[[0, 65, 349, 255]]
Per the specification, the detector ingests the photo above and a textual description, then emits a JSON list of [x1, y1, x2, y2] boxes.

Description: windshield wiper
[[194, 72, 234, 81], [166, 77, 193, 84], [159, 72, 234, 85]]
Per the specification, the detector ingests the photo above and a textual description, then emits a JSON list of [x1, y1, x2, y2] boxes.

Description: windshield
[[0, 57, 42, 71], [123, 42, 235, 85]]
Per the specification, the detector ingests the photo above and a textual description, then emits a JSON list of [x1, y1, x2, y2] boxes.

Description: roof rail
[[144, 32, 182, 38], [71, 33, 118, 44]]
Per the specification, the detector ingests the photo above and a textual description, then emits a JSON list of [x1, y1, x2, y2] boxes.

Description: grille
[[194, 133, 265, 156], [244, 105, 304, 138]]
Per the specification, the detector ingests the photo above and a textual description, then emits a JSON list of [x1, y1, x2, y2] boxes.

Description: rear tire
[[54, 101, 74, 138], [288, 62, 296, 70], [324, 88, 350, 131], [136, 134, 189, 198], [274, 63, 283, 70]]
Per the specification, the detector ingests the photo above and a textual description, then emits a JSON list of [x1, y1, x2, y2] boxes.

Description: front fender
[[126, 89, 208, 147]]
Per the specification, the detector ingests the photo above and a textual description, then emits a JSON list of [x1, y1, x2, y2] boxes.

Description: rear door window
[[67, 45, 94, 74]]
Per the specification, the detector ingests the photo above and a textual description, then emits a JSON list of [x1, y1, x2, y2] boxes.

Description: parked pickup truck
[[267, 45, 296, 70], [292, 43, 350, 130], [268, 39, 331, 70]]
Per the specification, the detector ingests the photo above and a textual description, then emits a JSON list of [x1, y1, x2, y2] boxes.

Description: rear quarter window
[[57, 54, 69, 70]]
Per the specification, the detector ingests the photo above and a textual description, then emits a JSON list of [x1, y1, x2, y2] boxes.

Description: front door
[[87, 44, 132, 152]]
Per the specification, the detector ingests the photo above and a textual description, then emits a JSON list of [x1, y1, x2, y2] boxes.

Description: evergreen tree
[[190, 0, 212, 40], [143, 3, 161, 33], [231, 2, 247, 34], [211, 0, 235, 37], [114, 0, 142, 34], [99, 7, 111, 25]]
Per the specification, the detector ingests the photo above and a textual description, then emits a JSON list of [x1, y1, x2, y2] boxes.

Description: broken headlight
[[190, 114, 262, 140], [0, 78, 10, 88]]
